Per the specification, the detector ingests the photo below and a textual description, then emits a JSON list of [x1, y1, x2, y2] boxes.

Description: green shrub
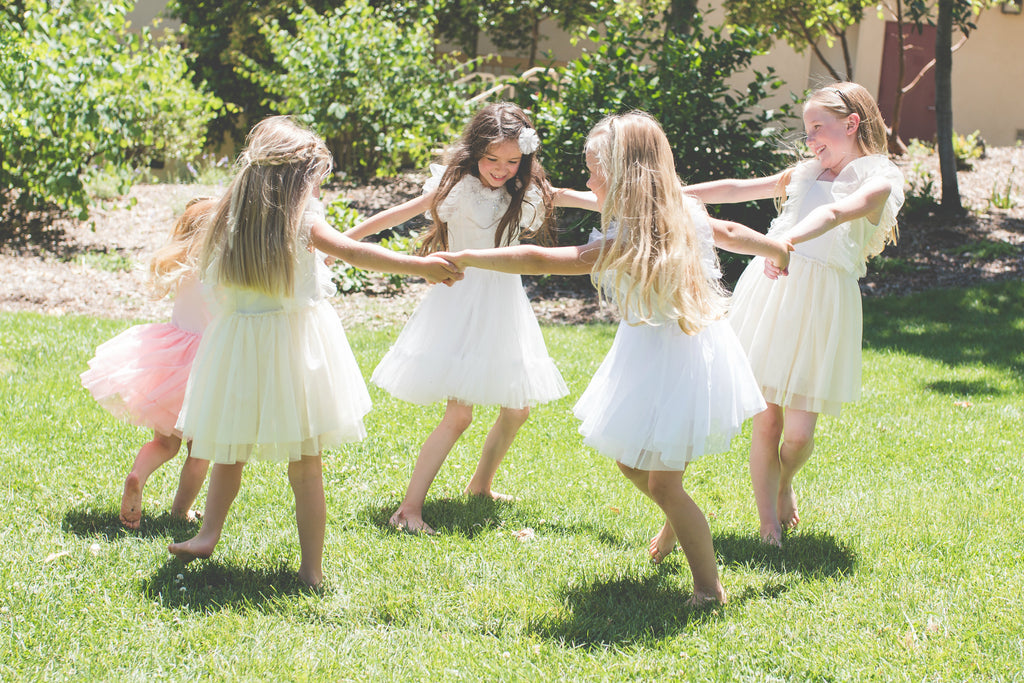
[[0, 0, 220, 219], [522, 10, 793, 243], [900, 162, 939, 219], [239, 1, 482, 183], [952, 129, 984, 170]]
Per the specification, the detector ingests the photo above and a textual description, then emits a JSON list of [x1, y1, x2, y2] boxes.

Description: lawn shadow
[[62, 505, 200, 542], [358, 497, 623, 546], [714, 529, 857, 578], [141, 559, 315, 612], [863, 281, 1024, 379], [530, 572, 730, 648]]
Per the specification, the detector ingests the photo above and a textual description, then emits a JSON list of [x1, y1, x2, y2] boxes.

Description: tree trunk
[[665, 0, 698, 36], [935, 0, 962, 214], [888, 0, 909, 155]]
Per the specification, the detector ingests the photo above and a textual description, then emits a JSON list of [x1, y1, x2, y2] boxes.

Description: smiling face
[[803, 101, 862, 178], [476, 139, 522, 189]]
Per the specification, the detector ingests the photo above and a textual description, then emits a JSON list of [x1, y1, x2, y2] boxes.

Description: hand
[[763, 238, 793, 279], [421, 254, 463, 286]]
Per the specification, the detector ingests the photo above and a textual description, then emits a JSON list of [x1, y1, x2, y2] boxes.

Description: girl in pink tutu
[[442, 112, 791, 606], [81, 196, 216, 529]]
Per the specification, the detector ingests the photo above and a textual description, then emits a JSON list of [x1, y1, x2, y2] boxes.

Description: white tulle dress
[[176, 205, 371, 464], [729, 154, 905, 416], [370, 166, 568, 408], [573, 198, 767, 471]]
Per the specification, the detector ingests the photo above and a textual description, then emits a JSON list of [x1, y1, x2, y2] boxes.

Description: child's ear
[[846, 113, 861, 134]]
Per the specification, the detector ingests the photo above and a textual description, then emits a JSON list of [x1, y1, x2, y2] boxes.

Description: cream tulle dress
[[81, 274, 211, 438], [729, 154, 905, 416], [573, 198, 767, 471], [176, 205, 371, 463], [370, 166, 568, 408]]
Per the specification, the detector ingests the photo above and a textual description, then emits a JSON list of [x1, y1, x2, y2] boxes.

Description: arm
[[709, 217, 792, 277], [786, 177, 893, 245], [439, 241, 602, 277], [343, 192, 434, 241], [684, 173, 786, 204], [311, 219, 460, 284], [552, 187, 599, 212]]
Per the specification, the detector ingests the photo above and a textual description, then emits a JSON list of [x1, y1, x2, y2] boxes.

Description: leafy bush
[[325, 195, 412, 292], [901, 162, 939, 219], [238, 1, 481, 182], [952, 129, 985, 170], [522, 10, 793, 243], [0, 0, 219, 219]]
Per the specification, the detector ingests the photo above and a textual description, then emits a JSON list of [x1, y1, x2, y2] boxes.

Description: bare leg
[[168, 460, 245, 562], [289, 455, 326, 588], [776, 409, 818, 531], [170, 441, 210, 522], [465, 406, 530, 501], [618, 462, 676, 563], [749, 404, 785, 546], [389, 400, 473, 534], [646, 469, 726, 606], [120, 431, 182, 529]]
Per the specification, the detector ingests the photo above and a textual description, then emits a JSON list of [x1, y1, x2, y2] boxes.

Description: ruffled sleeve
[[832, 154, 905, 261], [423, 164, 457, 224], [684, 196, 722, 281], [519, 183, 547, 237]]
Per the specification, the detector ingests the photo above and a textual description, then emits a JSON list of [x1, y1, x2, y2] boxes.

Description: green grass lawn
[[2, 282, 1023, 681]]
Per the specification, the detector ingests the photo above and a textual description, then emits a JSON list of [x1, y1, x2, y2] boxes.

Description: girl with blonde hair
[[168, 116, 459, 586], [82, 196, 216, 529], [686, 81, 905, 546], [442, 111, 791, 606]]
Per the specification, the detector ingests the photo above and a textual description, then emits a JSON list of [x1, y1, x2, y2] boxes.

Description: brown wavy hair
[[417, 102, 555, 254]]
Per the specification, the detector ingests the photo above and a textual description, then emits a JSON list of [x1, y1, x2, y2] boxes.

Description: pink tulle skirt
[[81, 322, 201, 437]]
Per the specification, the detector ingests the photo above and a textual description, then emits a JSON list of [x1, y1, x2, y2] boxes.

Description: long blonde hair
[[201, 116, 333, 296], [148, 196, 216, 299], [586, 112, 728, 334], [417, 102, 555, 254]]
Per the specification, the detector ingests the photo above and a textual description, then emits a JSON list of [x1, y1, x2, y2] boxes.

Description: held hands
[[422, 254, 464, 286], [763, 238, 794, 280]]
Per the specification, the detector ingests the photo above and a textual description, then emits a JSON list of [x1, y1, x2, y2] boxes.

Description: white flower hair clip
[[518, 128, 540, 155]]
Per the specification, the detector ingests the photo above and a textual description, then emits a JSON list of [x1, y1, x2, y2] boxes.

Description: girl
[[167, 116, 458, 587], [81, 196, 216, 530], [441, 111, 791, 606], [346, 102, 592, 534], [685, 82, 905, 545]]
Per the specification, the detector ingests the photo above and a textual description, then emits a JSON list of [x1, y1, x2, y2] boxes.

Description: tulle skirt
[[729, 253, 863, 416], [371, 269, 567, 408], [81, 322, 200, 438], [177, 300, 371, 463], [573, 318, 766, 471]]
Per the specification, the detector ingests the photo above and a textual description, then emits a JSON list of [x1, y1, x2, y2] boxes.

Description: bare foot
[[464, 487, 518, 503], [649, 522, 677, 564], [759, 521, 783, 547], [388, 509, 436, 535], [120, 473, 143, 530], [687, 584, 727, 608], [297, 569, 324, 590], [167, 537, 214, 563], [171, 507, 203, 523], [778, 484, 800, 530]]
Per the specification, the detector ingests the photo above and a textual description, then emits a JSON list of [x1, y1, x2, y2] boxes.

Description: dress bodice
[[424, 164, 545, 251], [206, 201, 336, 315], [590, 196, 721, 326], [767, 155, 905, 277], [171, 273, 212, 334]]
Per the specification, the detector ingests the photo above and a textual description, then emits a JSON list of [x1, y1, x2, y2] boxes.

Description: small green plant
[[869, 255, 922, 276], [947, 239, 1020, 263], [952, 130, 985, 170], [988, 168, 1017, 211], [73, 250, 134, 273], [181, 153, 234, 186], [900, 162, 939, 218], [323, 195, 414, 294]]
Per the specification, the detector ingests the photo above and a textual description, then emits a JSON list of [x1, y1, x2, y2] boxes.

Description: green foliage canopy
[[238, 1, 480, 182], [0, 0, 219, 218]]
